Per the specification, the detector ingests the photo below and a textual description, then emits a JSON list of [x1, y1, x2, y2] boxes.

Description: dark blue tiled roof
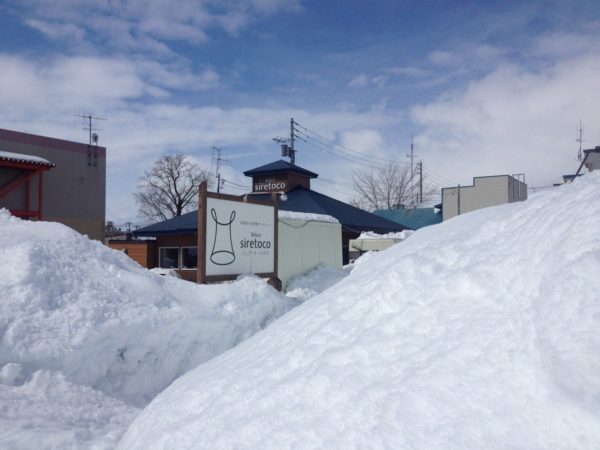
[[243, 160, 318, 178], [279, 187, 404, 234], [135, 210, 198, 236], [135, 186, 405, 236], [374, 207, 442, 230]]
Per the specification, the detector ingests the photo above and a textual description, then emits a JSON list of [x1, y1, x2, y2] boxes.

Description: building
[[574, 146, 600, 175], [133, 159, 405, 282], [0, 151, 55, 220], [442, 174, 527, 221], [374, 206, 442, 230], [242, 160, 406, 263], [0, 128, 106, 240]]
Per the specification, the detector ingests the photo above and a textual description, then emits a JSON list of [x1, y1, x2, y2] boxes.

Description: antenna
[[406, 136, 419, 206], [75, 114, 107, 146], [576, 120, 585, 162], [75, 114, 106, 167]]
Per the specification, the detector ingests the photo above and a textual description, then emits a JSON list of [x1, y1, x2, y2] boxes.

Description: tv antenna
[[75, 114, 107, 146], [576, 120, 585, 162], [406, 136, 419, 206], [76, 114, 106, 167]]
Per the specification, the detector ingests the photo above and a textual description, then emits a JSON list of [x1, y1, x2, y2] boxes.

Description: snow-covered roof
[[278, 210, 339, 224], [0, 150, 54, 167], [356, 230, 413, 240]]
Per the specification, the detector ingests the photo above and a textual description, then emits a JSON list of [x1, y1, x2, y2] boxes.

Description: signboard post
[[197, 181, 278, 284]]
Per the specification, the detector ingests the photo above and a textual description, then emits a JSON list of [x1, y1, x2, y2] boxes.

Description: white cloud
[[0, 51, 404, 221], [348, 74, 369, 88], [385, 66, 429, 77], [531, 31, 600, 58], [340, 129, 387, 160], [412, 50, 600, 187], [428, 50, 458, 67], [18, 0, 300, 53], [0, 53, 222, 118], [25, 19, 85, 41], [348, 74, 387, 88]]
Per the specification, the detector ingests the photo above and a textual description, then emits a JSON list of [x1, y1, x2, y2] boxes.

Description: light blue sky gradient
[[1, 1, 599, 225]]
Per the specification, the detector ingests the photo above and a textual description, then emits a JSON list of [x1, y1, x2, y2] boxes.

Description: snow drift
[[0, 209, 297, 448], [120, 173, 600, 449]]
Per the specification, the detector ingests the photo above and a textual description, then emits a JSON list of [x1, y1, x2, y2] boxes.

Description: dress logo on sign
[[210, 208, 236, 265]]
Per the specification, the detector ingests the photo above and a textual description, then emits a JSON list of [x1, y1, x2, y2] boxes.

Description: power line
[[314, 178, 356, 198], [295, 128, 391, 169], [221, 179, 251, 189], [295, 121, 394, 165], [422, 166, 459, 186]]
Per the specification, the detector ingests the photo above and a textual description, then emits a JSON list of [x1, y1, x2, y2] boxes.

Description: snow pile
[[357, 229, 413, 240], [0, 211, 296, 448], [284, 263, 351, 302], [120, 173, 600, 449]]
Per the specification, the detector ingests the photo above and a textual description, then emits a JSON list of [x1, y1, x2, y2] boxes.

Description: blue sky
[[1, 0, 599, 225]]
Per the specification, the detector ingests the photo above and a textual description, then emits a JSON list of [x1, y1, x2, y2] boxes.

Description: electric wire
[[222, 179, 251, 188], [294, 122, 396, 165], [294, 120, 459, 190], [295, 129, 388, 170]]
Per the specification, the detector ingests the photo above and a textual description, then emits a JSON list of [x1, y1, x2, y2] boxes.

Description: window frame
[[158, 246, 180, 269], [180, 246, 198, 270]]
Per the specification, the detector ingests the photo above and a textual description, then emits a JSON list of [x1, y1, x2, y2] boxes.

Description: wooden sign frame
[[197, 181, 278, 284]]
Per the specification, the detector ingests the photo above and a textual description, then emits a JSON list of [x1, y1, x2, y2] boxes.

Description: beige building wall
[[443, 175, 527, 221], [278, 218, 342, 289], [0, 128, 106, 240], [584, 149, 600, 172]]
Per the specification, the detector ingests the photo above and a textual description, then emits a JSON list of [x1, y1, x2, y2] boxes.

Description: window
[[159, 247, 179, 269], [181, 247, 198, 269]]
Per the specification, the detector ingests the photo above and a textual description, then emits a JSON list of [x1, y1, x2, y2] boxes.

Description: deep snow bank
[[120, 173, 600, 449], [0, 210, 297, 448]]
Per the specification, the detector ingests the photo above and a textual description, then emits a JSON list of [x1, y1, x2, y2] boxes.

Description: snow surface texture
[[0, 209, 297, 449], [120, 173, 600, 449], [284, 263, 351, 303]]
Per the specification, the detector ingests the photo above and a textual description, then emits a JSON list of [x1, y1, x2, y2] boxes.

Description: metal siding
[[278, 219, 342, 289], [461, 177, 509, 213], [584, 151, 600, 171], [442, 187, 459, 221], [442, 175, 528, 221]]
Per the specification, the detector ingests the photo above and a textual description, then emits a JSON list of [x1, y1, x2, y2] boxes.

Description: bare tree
[[135, 154, 212, 222], [351, 161, 437, 211]]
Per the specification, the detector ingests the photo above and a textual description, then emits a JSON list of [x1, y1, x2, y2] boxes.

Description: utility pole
[[406, 137, 417, 206], [211, 146, 228, 193], [275, 118, 297, 164], [290, 117, 296, 165], [418, 161, 423, 203], [576, 121, 585, 162]]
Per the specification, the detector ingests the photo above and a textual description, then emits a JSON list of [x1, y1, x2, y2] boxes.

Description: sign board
[[253, 177, 287, 193], [197, 182, 278, 283]]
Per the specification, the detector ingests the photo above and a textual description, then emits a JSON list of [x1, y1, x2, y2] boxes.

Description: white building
[[442, 175, 527, 221]]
